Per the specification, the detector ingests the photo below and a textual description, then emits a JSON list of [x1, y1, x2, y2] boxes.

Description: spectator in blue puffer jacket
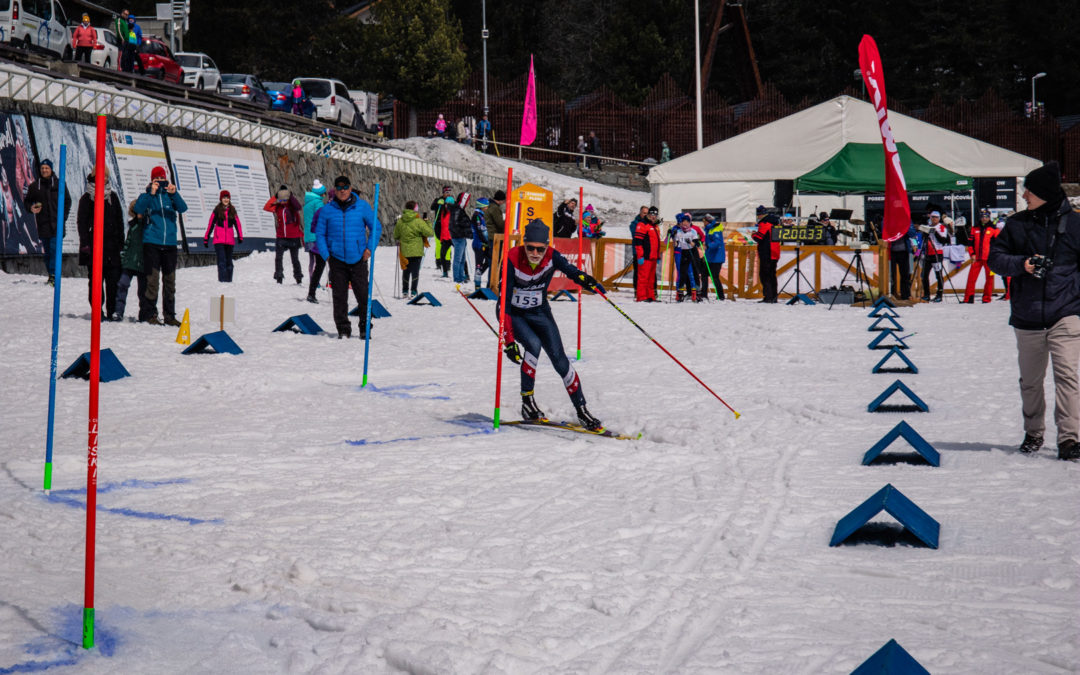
[[303, 179, 328, 302], [702, 214, 726, 300], [134, 165, 187, 325], [316, 175, 381, 339]]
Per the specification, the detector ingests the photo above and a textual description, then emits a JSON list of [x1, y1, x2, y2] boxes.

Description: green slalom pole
[[704, 255, 723, 301]]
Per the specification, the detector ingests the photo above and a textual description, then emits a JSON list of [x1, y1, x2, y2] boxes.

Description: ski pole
[[361, 183, 380, 387], [457, 284, 498, 337], [44, 143, 66, 492], [597, 291, 741, 419]]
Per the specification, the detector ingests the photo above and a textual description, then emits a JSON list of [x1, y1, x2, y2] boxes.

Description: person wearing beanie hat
[[963, 207, 997, 303], [72, 14, 97, 64], [134, 163, 187, 325], [393, 200, 435, 297], [430, 187, 457, 276], [632, 207, 662, 301], [120, 14, 144, 74], [303, 179, 330, 301], [917, 211, 948, 301], [24, 158, 72, 284], [988, 161, 1080, 460], [670, 214, 703, 302], [499, 219, 606, 431], [702, 214, 727, 300], [77, 169, 124, 318], [448, 192, 474, 283], [752, 205, 780, 302], [203, 189, 243, 282], [264, 184, 305, 284], [316, 175, 381, 339]]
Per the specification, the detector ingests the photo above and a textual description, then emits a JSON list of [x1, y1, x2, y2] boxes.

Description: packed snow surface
[[2, 253, 1078, 673]]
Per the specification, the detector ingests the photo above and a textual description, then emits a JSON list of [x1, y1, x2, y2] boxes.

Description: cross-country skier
[[499, 219, 607, 431]]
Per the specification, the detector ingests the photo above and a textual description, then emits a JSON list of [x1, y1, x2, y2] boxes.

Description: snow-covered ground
[[387, 138, 648, 229], [2, 241, 1078, 674]]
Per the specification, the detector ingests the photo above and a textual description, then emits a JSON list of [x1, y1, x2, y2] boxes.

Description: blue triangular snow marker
[[869, 305, 900, 318], [830, 484, 940, 548], [60, 348, 131, 382], [550, 289, 578, 302], [182, 330, 243, 355], [469, 287, 498, 300], [868, 315, 904, 332], [872, 347, 919, 374], [349, 299, 391, 318], [851, 640, 931, 675], [786, 293, 816, 305], [863, 421, 940, 466], [408, 292, 442, 307], [869, 330, 909, 350], [273, 314, 324, 335], [873, 296, 897, 309], [868, 380, 928, 413]]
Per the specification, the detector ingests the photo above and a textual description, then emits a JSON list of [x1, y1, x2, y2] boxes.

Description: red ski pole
[[597, 290, 741, 419], [493, 169, 515, 429]]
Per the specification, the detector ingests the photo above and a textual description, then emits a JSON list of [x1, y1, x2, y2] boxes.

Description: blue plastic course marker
[[830, 484, 940, 548], [350, 299, 391, 318], [182, 331, 243, 355], [872, 347, 919, 374], [60, 348, 131, 382], [868, 315, 904, 332], [872, 296, 897, 309], [468, 287, 498, 300], [863, 421, 940, 466], [273, 314, 324, 335], [868, 380, 928, 413], [851, 639, 931, 675], [868, 330, 909, 350], [550, 289, 578, 302], [868, 304, 900, 318], [408, 292, 442, 306]]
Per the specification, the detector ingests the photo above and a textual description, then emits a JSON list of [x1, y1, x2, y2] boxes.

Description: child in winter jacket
[[114, 201, 146, 322], [581, 205, 606, 238], [204, 190, 244, 282], [303, 179, 328, 301]]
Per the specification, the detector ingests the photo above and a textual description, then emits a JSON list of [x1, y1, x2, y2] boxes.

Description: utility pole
[[482, 0, 489, 117]]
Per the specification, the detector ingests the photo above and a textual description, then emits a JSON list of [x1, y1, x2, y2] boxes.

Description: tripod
[[828, 247, 873, 310], [778, 244, 816, 305]]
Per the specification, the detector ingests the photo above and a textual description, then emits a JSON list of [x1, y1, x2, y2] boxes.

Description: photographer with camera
[[917, 211, 948, 302], [988, 162, 1080, 461], [135, 166, 188, 325]]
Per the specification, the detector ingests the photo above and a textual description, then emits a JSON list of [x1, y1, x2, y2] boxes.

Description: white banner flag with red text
[[520, 55, 537, 146], [858, 35, 911, 243]]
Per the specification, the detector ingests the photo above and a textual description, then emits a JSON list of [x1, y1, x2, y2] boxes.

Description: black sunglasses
[[524, 244, 547, 253]]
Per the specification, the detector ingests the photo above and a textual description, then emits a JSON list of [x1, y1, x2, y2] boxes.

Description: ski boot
[[575, 404, 604, 432], [676, 291, 684, 302], [521, 393, 547, 422], [691, 290, 699, 303]]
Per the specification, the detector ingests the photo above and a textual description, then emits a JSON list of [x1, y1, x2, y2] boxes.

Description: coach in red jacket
[[964, 208, 997, 303], [752, 205, 781, 303], [633, 206, 662, 301]]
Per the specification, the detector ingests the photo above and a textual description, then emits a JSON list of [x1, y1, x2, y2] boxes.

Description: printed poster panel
[[111, 129, 168, 217], [0, 112, 40, 254], [166, 138, 275, 250], [30, 117, 123, 253]]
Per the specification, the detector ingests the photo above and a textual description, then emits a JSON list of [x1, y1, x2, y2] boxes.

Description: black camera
[[1030, 254, 1054, 279]]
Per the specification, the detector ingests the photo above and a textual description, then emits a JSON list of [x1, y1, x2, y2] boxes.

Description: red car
[[137, 37, 184, 84]]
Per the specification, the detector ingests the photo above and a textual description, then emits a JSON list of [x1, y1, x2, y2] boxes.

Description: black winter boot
[[575, 404, 603, 432], [1019, 433, 1043, 454], [1058, 439, 1080, 461], [521, 394, 547, 421]]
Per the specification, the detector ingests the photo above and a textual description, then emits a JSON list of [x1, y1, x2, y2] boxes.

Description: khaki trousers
[[1014, 315, 1080, 443]]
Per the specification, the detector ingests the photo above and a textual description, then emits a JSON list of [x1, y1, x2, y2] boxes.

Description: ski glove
[[504, 342, 523, 364], [575, 272, 605, 295]]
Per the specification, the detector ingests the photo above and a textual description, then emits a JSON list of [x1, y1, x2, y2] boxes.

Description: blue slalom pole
[[44, 144, 67, 491], [361, 183, 380, 387]]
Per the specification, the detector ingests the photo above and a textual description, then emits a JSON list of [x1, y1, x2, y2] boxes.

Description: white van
[[297, 78, 357, 128], [0, 0, 71, 59]]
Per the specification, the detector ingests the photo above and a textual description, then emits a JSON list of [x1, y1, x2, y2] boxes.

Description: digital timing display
[[773, 224, 824, 243]]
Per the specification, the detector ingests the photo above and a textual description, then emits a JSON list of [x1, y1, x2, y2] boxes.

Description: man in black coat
[[77, 170, 126, 319], [553, 198, 578, 238], [988, 161, 1080, 461], [23, 158, 72, 284]]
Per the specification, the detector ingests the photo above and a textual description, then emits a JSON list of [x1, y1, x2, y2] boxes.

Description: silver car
[[220, 73, 272, 108]]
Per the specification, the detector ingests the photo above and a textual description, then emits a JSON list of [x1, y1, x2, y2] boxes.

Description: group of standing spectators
[[627, 206, 727, 303]]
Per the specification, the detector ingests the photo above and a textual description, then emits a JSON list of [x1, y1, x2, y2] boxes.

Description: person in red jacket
[[264, 185, 305, 284], [633, 206, 662, 301], [751, 205, 780, 303], [964, 208, 997, 303], [71, 15, 97, 64]]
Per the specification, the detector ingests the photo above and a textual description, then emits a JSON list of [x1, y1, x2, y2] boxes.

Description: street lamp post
[[693, 0, 703, 150], [482, 0, 489, 117], [1031, 72, 1046, 120]]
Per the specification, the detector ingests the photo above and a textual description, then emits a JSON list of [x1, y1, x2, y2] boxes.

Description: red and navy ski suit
[[499, 246, 591, 406], [633, 219, 661, 301], [965, 223, 997, 302]]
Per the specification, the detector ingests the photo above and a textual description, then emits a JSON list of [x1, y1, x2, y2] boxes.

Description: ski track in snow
[[2, 239, 1079, 674]]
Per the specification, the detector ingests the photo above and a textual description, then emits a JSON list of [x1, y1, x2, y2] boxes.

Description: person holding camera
[[988, 162, 1080, 461], [918, 211, 948, 302], [135, 166, 187, 325], [264, 185, 305, 285]]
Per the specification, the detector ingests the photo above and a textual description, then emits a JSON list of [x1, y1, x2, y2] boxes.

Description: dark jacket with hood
[[24, 173, 72, 240], [76, 184, 125, 266], [989, 193, 1080, 330]]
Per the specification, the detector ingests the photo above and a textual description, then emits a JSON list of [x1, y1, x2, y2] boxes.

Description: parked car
[[220, 73, 272, 108], [176, 51, 221, 92], [137, 36, 183, 83], [298, 78, 357, 127], [0, 0, 71, 59], [265, 81, 314, 118], [89, 26, 119, 69]]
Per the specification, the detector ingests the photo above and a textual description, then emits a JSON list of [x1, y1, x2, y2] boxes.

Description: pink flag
[[520, 55, 537, 146], [859, 35, 910, 243]]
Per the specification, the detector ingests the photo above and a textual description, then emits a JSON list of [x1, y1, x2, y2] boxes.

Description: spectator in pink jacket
[[71, 15, 97, 64], [264, 185, 304, 284], [203, 190, 243, 282]]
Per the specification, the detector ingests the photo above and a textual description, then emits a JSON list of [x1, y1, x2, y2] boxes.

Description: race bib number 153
[[511, 289, 543, 309]]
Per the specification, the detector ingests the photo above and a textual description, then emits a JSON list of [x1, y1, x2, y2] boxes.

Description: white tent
[[648, 95, 1043, 223]]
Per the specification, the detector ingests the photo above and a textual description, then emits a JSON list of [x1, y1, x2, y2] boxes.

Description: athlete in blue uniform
[[500, 219, 606, 430]]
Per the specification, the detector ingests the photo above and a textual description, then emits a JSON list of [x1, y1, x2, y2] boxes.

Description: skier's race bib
[[511, 288, 543, 309]]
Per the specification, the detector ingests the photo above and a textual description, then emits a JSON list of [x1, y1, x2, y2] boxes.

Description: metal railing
[[0, 61, 506, 190]]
